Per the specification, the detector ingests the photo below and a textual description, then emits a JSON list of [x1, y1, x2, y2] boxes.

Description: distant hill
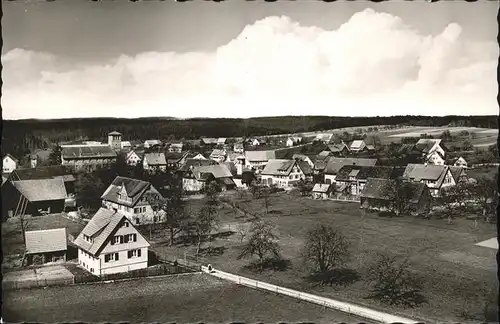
[[2, 115, 497, 159]]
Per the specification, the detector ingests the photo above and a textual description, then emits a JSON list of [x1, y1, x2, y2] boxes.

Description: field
[[2, 273, 371, 323], [154, 192, 498, 322], [367, 126, 498, 147]]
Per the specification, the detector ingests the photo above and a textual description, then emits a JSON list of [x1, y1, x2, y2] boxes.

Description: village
[[2, 124, 498, 322]]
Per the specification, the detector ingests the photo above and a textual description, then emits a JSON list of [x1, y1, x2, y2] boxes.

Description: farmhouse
[[453, 156, 468, 168], [3, 154, 18, 174], [108, 131, 122, 151], [311, 183, 333, 200], [360, 178, 431, 215], [182, 164, 235, 192], [245, 150, 276, 173], [260, 159, 308, 188], [143, 153, 167, 172], [334, 165, 394, 196], [24, 228, 67, 266], [179, 158, 218, 173], [101, 176, 164, 225], [9, 165, 76, 195], [400, 139, 447, 165], [233, 143, 245, 153], [126, 150, 142, 166], [323, 158, 378, 185], [403, 164, 455, 197], [186, 152, 206, 160], [120, 141, 132, 150], [61, 144, 117, 171], [217, 138, 227, 146], [425, 150, 445, 166], [209, 149, 227, 163], [6, 179, 68, 218], [74, 208, 150, 275], [201, 138, 218, 146], [327, 143, 350, 156], [286, 137, 302, 147], [292, 154, 315, 168], [449, 166, 467, 184], [314, 133, 334, 144], [165, 152, 189, 169], [144, 140, 162, 149], [168, 143, 184, 153], [349, 140, 367, 153]]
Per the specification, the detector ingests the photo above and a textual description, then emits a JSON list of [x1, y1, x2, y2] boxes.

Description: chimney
[[30, 155, 38, 168]]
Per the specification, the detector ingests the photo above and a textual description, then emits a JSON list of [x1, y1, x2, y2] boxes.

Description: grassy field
[[3, 273, 371, 323], [154, 192, 498, 322]]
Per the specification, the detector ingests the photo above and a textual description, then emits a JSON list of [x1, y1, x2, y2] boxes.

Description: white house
[[311, 184, 333, 200], [209, 149, 227, 163], [233, 143, 245, 154], [403, 164, 456, 197], [245, 150, 276, 173], [126, 151, 142, 166], [168, 143, 183, 153], [143, 153, 167, 172], [74, 208, 150, 276], [314, 133, 334, 144], [286, 137, 302, 147], [144, 140, 162, 149], [425, 150, 445, 166], [349, 140, 367, 153], [101, 176, 164, 225], [121, 141, 132, 150], [292, 154, 314, 168], [453, 156, 468, 168], [414, 139, 446, 165], [182, 164, 235, 192], [251, 139, 262, 146], [260, 159, 307, 188], [3, 154, 18, 174]]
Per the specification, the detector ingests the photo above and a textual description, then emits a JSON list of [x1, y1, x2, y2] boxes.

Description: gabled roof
[[101, 176, 159, 207], [292, 154, 312, 162], [315, 133, 334, 142], [318, 151, 332, 157], [328, 143, 350, 153], [144, 153, 167, 165], [398, 144, 421, 155], [324, 158, 378, 175], [2, 175, 8, 186], [448, 166, 465, 183], [365, 145, 376, 151], [262, 159, 298, 176], [350, 140, 365, 149], [415, 139, 442, 154], [217, 138, 227, 144], [201, 138, 218, 145], [192, 164, 233, 180], [13, 179, 68, 201], [403, 164, 449, 186], [74, 209, 149, 256], [144, 139, 162, 146], [61, 145, 117, 159], [336, 165, 393, 182], [223, 162, 238, 177], [169, 143, 184, 149], [108, 131, 122, 136], [126, 150, 142, 160], [165, 152, 188, 163], [312, 183, 331, 193], [360, 178, 427, 203], [245, 150, 276, 162], [179, 158, 218, 172], [210, 149, 227, 158], [121, 141, 132, 147], [9, 166, 75, 182], [25, 228, 67, 254], [297, 160, 312, 176], [3, 154, 19, 163]]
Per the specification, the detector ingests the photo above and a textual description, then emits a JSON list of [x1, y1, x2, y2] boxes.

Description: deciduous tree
[[237, 220, 281, 268]]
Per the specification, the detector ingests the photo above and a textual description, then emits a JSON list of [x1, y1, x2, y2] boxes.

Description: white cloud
[[2, 8, 497, 119]]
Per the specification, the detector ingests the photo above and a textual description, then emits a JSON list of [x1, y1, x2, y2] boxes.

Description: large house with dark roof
[[182, 164, 235, 192], [399, 139, 446, 166], [61, 144, 117, 171], [143, 153, 167, 172], [3, 179, 68, 218], [8, 165, 76, 195], [260, 159, 309, 188], [334, 165, 394, 196], [323, 158, 378, 185], [74, 208, 150, 275], [360, 178, 431, 215], [402, 164, 455, 197], [101, 176, 164, 225]]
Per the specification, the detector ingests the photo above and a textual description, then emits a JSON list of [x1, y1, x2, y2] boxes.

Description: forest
[[2, 115, 498, 159]]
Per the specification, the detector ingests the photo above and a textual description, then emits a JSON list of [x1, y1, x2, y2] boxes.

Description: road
[[3, 273, 375, 323]]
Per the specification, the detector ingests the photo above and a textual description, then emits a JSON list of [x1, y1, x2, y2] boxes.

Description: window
[[104, 253, 119, 263], [289, 175, 293, 180], [122, 221, 129, 228], [127, 249, 142, 259], [134, 207, 146, 214], [91, 268, 94, 273]]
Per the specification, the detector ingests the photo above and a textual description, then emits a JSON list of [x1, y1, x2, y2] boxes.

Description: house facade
[[3, 154, 18, 174], [245, 150, 276, 173], [286, 137, 302, 147], [209, 149, 227, 163], [168, 143, 184, 153], [349, 140, 367, 153], [143, 153, 167, 172], [182, 164, 235, 193], [312, 184, 332, 200], [292, 154, 314, 168], [334, 165, 394, 197], [61, 145, 117, 171], [425, 150, 445, 166], [126, 150, 142, 166], [260, 159, 306, 188], [403, 164, 456, 197], [74, 209, 150, 276], [233, 143, 245, 154], [328, 143, 350, 156], [323, 158, 378, 185], [453, 156, 468, 168]]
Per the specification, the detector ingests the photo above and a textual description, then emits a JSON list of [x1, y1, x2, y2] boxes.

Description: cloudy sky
[[2, 1, 498, 120]]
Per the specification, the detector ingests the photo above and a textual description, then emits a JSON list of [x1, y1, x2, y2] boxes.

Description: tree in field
[[48, 144, 62, 165], [19, 213, 32, 244], [440, 186, 460, 224], [74, 171, 105, 211], [260, 186, 272, 214], [162, 176, 190, 246], [391, 178, 417, 216], [237, 220, 281, 268], [366, 253, 425, 307], [470, 177, 498, 223], [302, 224, 350, 275], [250, 184, 261, 199], [191, 204, 220, 256], [144, 192, 167, 241]]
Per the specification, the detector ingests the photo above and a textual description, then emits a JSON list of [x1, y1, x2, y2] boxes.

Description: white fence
[[202, 267, 419, 324]]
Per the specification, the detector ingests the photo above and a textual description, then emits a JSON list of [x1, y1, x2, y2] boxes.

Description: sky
[[2, 0, 498, 120]]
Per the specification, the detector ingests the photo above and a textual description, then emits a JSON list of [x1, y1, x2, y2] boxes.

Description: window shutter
[[105, 254, 109, 262], [111, 237, 115, 245], [133, 234, 137, 242], [128, 251, 132, 259], [115, 253, 119, 261], [125, 235, 129, 243], [120, 235, 124, 244], [137, 249, 141, 257]]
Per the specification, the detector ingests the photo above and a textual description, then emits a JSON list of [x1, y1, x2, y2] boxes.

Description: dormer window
[[83, 234, 93, 243]]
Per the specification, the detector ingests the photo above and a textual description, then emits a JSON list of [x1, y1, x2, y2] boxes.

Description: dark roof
[[324, 158, 378, 175], [403, 164, 448, 182], [328, 144, 350, 153], [101, 176, 157, 207], [179, 158, 218, 172], [3, 154, 19, 163], [165, 152, 188, 163], [13, 179, 68, 201], [25, 228, 67, 254], [415, 139, 442, 154], [398, 144, 421, 155], [360, 178, 427, 203], [10, 166, 75, 182], [449, 166, 465, 183], [61, 145, 117, 159], [297, 160, 312, 176], [336, 165, 393, 181], [223, 162, 238, 176], [262, 159, 297, 176], [144, 153, 167, 165]]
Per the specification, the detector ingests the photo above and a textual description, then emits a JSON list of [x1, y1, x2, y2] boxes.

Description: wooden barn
[[24, 228, 68, 265]]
